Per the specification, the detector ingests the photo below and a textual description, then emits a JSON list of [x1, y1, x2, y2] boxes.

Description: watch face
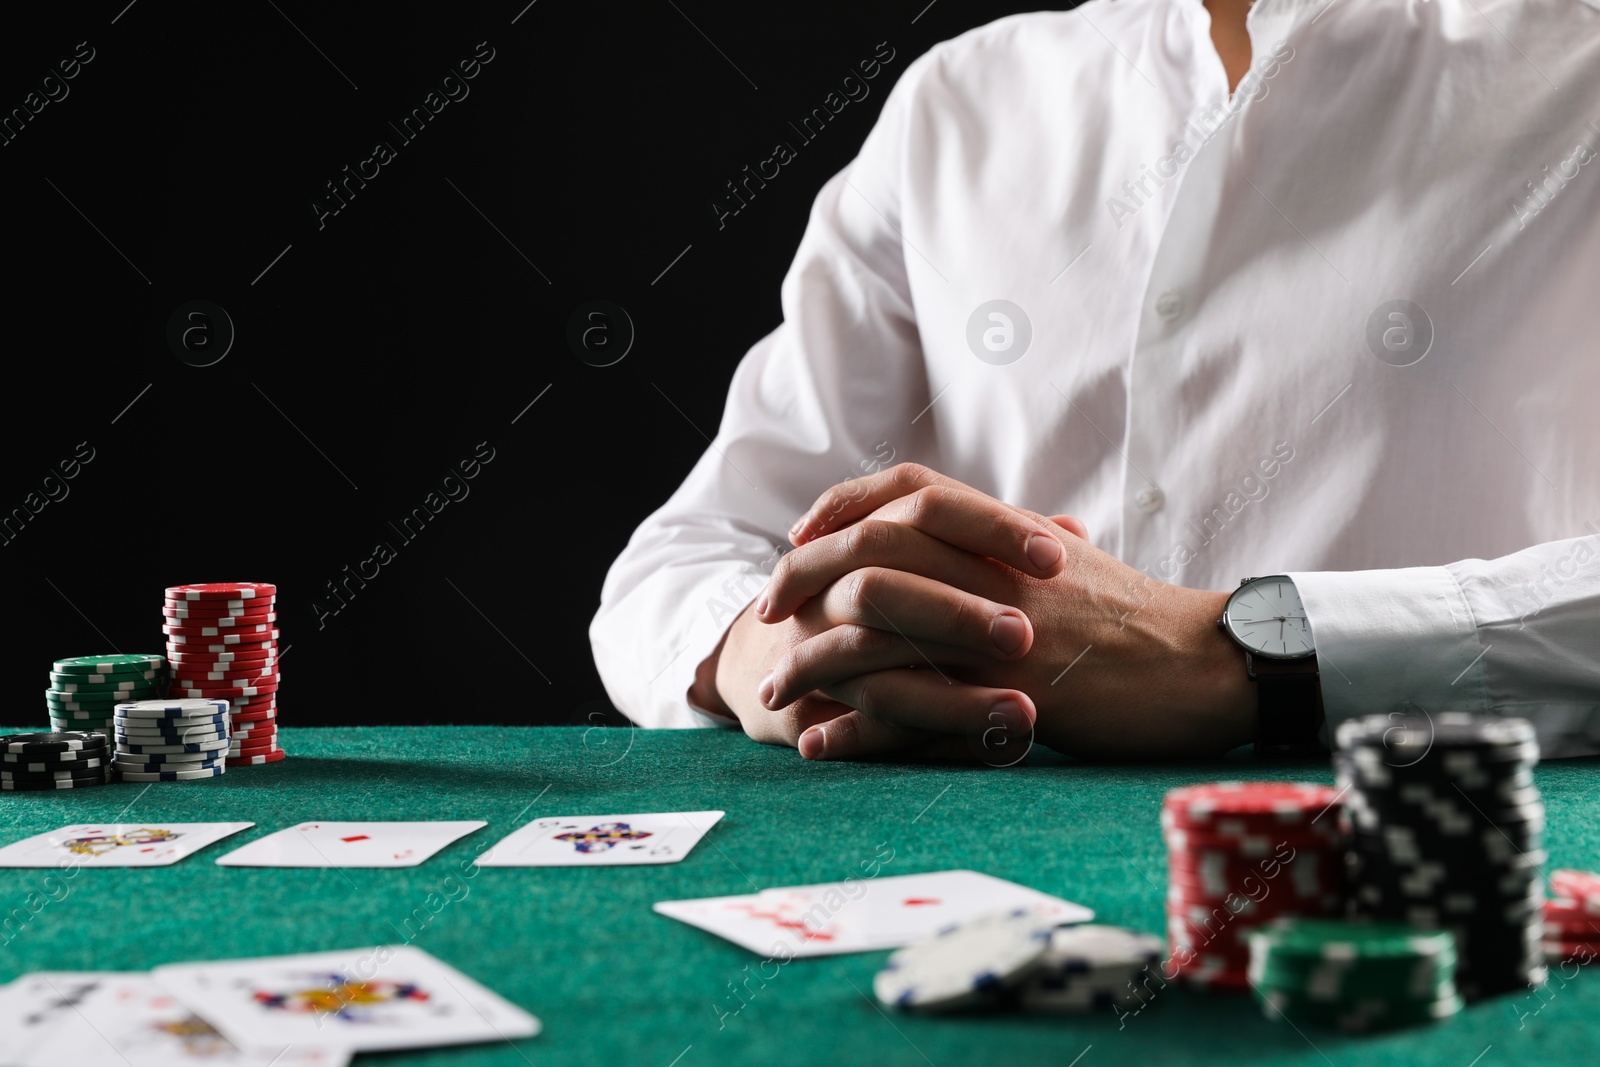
[[1223, 576, 1314, 660]]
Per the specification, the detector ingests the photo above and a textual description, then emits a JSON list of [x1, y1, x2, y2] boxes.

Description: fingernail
[[789, 517, 807, 538], [1026, 534, 1062, 571], [799, 725, 826, 759], [758, 671, 776, 707], [991, 613, 1027, 654], [755, 594, 769, 618], [990, 699, 1031, 734]]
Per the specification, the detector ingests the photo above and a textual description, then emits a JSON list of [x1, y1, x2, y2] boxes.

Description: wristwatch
[[1217, 575, 1325, 756]]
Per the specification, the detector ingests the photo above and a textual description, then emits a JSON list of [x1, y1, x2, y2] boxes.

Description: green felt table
[[1, 725, 1596, 1066]]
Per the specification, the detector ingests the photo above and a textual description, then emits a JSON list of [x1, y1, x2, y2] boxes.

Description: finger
[[819, 667, 1037, 739], [797, 708, 962, 762], [762, 624, 976, 710], [792, 467, 1067, 578], [811, 567, 1033, 660], [759, 519, 1008, 623], [1047, 514, 1089, 540], [737, 690, 855, 748]]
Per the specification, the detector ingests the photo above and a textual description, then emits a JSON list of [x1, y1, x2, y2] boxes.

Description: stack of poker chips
[[163, 582, 285, 766], [1247, 919, 1462, 1032], [1, 732, 113, 791], [1018, 924, 1166, 1012], [1162, 782, 1346, 990], [1542, 873, 1600, 963], [46, 654, 168, 739], [111, 699, 230, 781], [1337, 713, 1546, 999]]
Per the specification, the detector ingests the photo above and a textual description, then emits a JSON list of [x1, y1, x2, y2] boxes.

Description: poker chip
[[114, 699, 229, 719], [111, 749, 222, 765], [1247, 919, 1461, 1033], [1163, 782, 1346, 991], [166, 582, 276, 602], [165, 631, 279, 647], [161, 605, 275, 621], [1551, 870, 1600, 915], [117, 766, 226, 782], [1018, 925, 1165, 1012], [226, 749, 287, 766], [2, 732, 110, 756], [163, 582, 286, 767], [2, 774, 113, 790], [1337, 713, 1546, 1000], [45, 655, 167, 727], [51, 654, 166, 675], [874, 907, 1058, 1011], [1, 763, 110, 783]]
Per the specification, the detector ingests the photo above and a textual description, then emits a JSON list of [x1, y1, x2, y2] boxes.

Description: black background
[[1, 0, 1072, 726]]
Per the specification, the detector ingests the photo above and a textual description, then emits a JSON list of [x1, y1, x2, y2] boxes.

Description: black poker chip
[[0, 731, 110, 757], [1336, 712, 1546, 1000], [0, 762, 110, 783]]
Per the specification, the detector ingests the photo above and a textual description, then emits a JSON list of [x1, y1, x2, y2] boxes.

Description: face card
[[153, 946, 540, 1055], [654, 869, 1094, 957], [0, 823, 254, 868], [213, 822, 485, 868], [474, 810, 725, 867], [0, 972, 347, 1067]]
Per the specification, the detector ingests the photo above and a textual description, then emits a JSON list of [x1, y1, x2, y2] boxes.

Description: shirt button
[[1135, 486, 1165, 513], [1155, 291, 1184, 322]]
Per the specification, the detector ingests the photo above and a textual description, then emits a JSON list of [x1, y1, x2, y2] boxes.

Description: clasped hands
[[707, 464, 1257, 762]]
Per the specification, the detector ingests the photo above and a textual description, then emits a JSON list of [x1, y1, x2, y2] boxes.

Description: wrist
[[1188, 588, 1260, 750]]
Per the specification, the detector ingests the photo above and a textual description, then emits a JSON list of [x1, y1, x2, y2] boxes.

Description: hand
[[762, 465, 1259, 758], [700, 466, 1089, 761]]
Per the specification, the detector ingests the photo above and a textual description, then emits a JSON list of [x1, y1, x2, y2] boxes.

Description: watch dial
[[1226, 577, 1313, 659]]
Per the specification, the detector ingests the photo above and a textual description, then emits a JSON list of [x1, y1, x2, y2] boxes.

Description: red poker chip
[[163, 596, 276, 610], [172, 685, 280, 701], [166, 654, 276, 669], [1163, 782, 1342, 832], [1163, 828, 1335, 859], [163, 621, 276, 638], [226, 749, 288, 766], [163, 603, 275, 619], [1551, 870, 1600, 910], [166, 583, 277, 602], [171, 665, 279, 681], [1544, 939, 1600, 962], [165, 636, 277, 651], [230, 709, 278, 724], [230, 735, 280, 749], [230, 717, 278, 732], [1543, 899, 1600, 937], [230, 744, 283, 758], [162, 613, 277, 630], [226, 696, 278, 710]]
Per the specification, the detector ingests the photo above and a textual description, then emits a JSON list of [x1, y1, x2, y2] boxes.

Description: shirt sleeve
[[588, 52, 941, 729], [1290, 532, 1600, 758]]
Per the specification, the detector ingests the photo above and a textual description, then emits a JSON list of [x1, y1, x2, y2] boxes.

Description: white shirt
[[590, 0, 1600, 756]]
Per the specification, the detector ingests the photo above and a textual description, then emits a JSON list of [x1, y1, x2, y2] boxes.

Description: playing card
[[475, 810, 725, 867], [0, 823, 254, 868], [0, 972, 346, 1067], [654, 869, 1094, 957], [214, 822, 485, 868], [153, 946, 540, 1055]]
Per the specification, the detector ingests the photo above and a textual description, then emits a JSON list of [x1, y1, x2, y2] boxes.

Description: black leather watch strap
[[1249, 653, 1325, 756]]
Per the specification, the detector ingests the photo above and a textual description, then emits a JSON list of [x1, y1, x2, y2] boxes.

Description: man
[[591, 0, 1600, 761]]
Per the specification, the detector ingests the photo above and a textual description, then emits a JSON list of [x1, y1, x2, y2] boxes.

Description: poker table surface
[[1, 724, 1595, 1067]]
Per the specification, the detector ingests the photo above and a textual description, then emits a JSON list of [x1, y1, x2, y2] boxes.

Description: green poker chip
[[1248, 920, 1462, 1033], [51, 654, 166, 676]]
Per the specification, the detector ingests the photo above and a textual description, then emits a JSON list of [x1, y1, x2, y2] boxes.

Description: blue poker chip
[[115, 765, 226, 782], [106, 750, 222, 766], [112, 756, 225, 774], [115, 726, 229, 742], [873, 908, 1057, 1011], [112, 698, 230, 720]]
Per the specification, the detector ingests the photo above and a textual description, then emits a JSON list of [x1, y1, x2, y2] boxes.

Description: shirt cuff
[[1288, 565, 1490, 739]]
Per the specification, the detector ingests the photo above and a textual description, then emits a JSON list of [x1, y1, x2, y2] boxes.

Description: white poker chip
[[1020, 925, 1166, 1012], [874, 907, 1056, 1011], [113, 699, 231, 720]]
